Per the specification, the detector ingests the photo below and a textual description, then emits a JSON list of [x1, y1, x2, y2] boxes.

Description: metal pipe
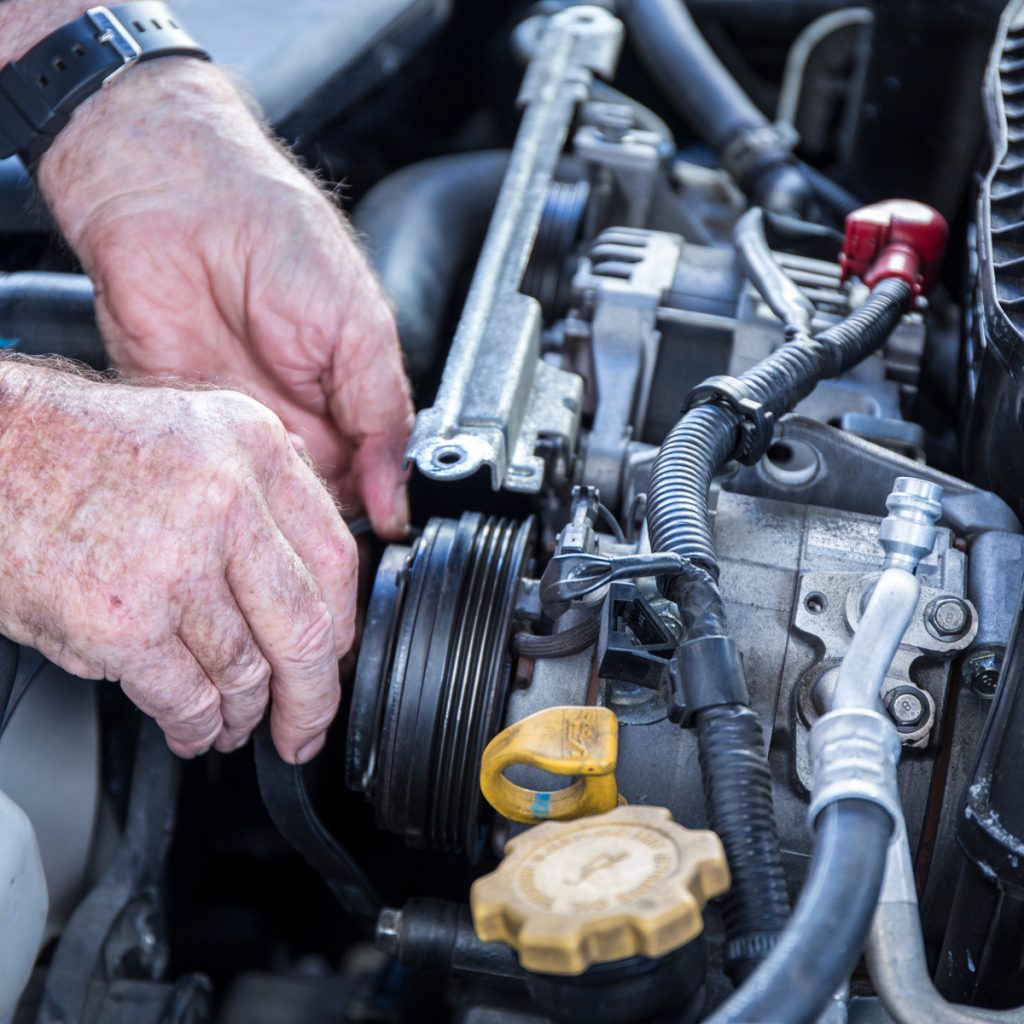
[[831, 569, 920, 712], [832, 476, 942, 711], [866, 827, 1024, 1024]]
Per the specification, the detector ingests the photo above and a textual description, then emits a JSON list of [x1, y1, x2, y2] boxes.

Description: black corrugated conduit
[[649, 206, 912, 981]]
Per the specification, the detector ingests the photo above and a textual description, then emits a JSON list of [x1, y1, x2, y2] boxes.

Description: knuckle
[[173, 681, 222, 729], [283, 606, 336, 669], [279, 683, 340, 738], [220, 649, 272, 698]]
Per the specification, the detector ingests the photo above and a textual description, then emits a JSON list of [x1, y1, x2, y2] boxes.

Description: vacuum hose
[[618, 0, 813, 214]]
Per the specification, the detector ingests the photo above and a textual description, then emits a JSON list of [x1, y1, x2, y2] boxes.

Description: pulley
[[346, 513, 535, 861]]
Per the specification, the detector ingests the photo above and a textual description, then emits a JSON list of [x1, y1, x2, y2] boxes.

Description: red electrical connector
[[839, 199, 948, 303]]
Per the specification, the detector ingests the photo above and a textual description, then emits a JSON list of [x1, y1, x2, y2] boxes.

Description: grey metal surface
[[574, 228, 682, 507], [407, 7, 621, 494], [502, 488, 978, 884], [174, 0, 448, 128], [727, 416, 1022, 538]]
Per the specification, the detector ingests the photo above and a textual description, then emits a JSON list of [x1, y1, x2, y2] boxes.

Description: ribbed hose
[[697, 705, 790, 977], [647, 277, 911, 573], [647, 274, 911, 980]]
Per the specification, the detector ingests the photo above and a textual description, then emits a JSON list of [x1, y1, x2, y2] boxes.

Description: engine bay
[[5, 1, 1024, 1021]]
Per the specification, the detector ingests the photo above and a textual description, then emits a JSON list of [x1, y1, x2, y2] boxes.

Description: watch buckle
[[86, 7, 143, 85]]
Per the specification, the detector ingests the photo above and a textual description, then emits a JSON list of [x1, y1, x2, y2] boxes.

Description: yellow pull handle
[[480, 706, 621, 824]]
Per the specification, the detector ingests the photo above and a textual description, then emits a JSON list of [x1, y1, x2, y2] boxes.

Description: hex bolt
[[964, 651, 1002, 699], [925, 596, 971, 639], [887, 688, 926, 729]]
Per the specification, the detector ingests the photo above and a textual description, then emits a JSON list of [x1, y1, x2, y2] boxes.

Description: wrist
[[37, 57, 273, 254]]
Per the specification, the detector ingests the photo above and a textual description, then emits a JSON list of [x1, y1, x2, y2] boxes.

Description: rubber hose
[[798, 159, 861, 218], [0, 272, 105, 369], [353, 151, 509, 384], [0, 638, 19, 736], [618, 0, 766, 154], [0, 157, 50, 234], [618, 0, 812, 214], [707, 800, 893, 1024], [696, 704, 790, 979], [646, 277, 911, 574]]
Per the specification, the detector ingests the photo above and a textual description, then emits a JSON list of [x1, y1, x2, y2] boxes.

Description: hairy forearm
[[0, 1, 96, 65]]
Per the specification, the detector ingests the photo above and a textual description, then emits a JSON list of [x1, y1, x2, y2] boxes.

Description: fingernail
[[296, 734, 326, 764], [391, 485, 409, 536]]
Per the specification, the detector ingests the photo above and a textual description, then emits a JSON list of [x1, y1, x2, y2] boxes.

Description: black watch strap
[[0, 3, 209, 166]]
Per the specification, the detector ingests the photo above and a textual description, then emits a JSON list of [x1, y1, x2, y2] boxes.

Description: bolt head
[[965, 651, 1002, 698], [926, 597, 971, 638], [889, 692, 925, 727]]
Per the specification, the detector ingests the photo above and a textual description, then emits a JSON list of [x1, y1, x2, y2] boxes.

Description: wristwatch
[[0, 3, 209, 167]]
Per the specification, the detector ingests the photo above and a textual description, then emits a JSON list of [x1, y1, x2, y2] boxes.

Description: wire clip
[[683, 374, 775, 465]]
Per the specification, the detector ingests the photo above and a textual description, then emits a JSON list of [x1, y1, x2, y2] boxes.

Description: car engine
[[6, 1, 1024, 1022]]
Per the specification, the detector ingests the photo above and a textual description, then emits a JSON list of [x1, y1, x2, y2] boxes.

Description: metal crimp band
[[807, 708, 902, 837], [683, 374, 774, 465]]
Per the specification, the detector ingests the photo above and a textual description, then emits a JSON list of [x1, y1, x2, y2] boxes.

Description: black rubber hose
[[0, 272, 105, 369], [798, 159, 861, 218], [618, 0, 765, 155], [353, 151, 509, 384], [647, 277, 912, 574], [618, 0, 812, 214], [0, 637, 19, 736], [706, 800, 893, 1024], [645, 275, 910, 981], [696, 704, 790, 979]]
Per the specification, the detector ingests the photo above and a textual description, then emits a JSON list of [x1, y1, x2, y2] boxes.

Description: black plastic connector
[[662, 634, 749, 725], [683, 375, 774, 466]]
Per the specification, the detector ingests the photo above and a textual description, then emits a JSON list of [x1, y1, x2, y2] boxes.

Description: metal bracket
[[406, 7, 622, 493]]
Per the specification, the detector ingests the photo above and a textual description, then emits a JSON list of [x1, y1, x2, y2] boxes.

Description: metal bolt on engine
[[964, 650, 1002, 699], [925, 596, 971, 638], [886, 688, 926, 729], [375, 908, 403, 957]]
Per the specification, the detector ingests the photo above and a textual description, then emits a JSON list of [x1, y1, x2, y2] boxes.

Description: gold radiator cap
[[470, 805, 730, 976]]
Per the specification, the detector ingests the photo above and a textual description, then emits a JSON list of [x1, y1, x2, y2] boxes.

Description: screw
[[587, 101, 633, 142], [887, 688, 926, 728], [964, 651, 1002, 699], [925, 596, 971, 639], [375, 908, 403, 957]]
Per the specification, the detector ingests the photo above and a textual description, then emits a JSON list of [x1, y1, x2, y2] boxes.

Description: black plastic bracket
[[683, 374, 775, 465], [662, 634, 749, 725]]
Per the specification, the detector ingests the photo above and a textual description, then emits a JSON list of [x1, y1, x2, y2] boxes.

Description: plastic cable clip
[[662, 635, 750, 726], [683, 375, 775, 466]]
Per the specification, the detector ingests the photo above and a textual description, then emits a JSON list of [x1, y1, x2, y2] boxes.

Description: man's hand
[[0, 361, 354, 763], [36, 58, 414, 538]]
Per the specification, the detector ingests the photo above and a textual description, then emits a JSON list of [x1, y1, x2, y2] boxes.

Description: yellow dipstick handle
[[480, 706, 621, 824]]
